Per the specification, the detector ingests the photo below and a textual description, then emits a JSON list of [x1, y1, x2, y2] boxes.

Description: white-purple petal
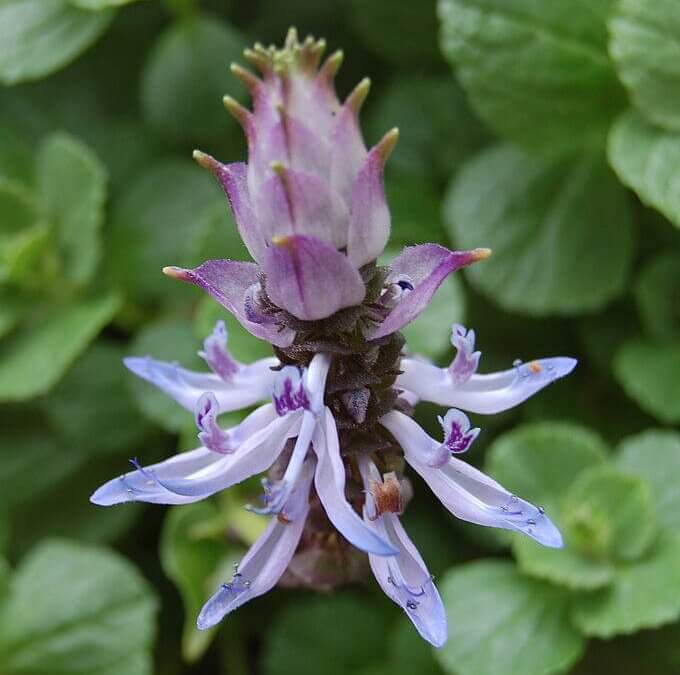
[[124, 354, 279, 413], [151, 411, 303, 498], [359, 457, 448, 648], [261, 235, 365, 321], [438, 409, 480, 455], [382, 412, 563, 548], [312, 407, 398, 556], [448, 324, 480, 385], [197, 459, 315, 629], [396, 356, 577, 414], [367, 245, 491, 340]]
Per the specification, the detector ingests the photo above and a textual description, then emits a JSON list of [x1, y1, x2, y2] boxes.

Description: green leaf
[[366, 76, 489, 181], [617, 429, 680, 532], [635, 252, 680, 342], [0, 293, 121, 401], [140, 16, 245, 144], [263, 595, 391, 675], [514, 537, 615, 591], [0, 0, 115, 85], [609, 0, 680, 131], [388, 616, 444, 675], [436, 561, 585, 675], [562, 466, 656, 562], [127, 317, 203, 432], [0, 295, 26, 340], [608, 109, 680, 228], [0, 539, 157, 675], [0, 179, 44, 234], [486, 421, 609, 514], [614, 339, 680, 423], [36, 132, 108, 286], [107, 160, 223, 305], [445, 145, 634, 315], [439, 0, 625, 155], [69, 0, 139, 8], [160, 502, 238, 663], [0, 128, 33, 186], [0, 406, 84, 508], [349, 0, 441, 67], [41, 340, 152, 456], [571, 534, 680, 638]]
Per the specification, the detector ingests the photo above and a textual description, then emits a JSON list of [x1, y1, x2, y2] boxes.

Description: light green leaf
[[349, 0, 441, 67], [562, 466, 656, 562], [486, 421, 609, 514], [107, 160, 223, 304], [36, 132, 107, 286], [614, 339, 680, 423], [608, 109, 680, 228], [160, 502, 238, 663], [127, 317, 202, 432], [609, 0, 680, 131], [0, 0, 114, 85], [571, 534, 680, 638], [0, 539, 157, 675], [635, 252, 680, 342], [386, 177, 446, 247], [439, 0, 625, 155], [367, 76, 489, 181], [140, 16, 245, 144], [445, 145, 634, 315], [0, 293, 121, 401], [388, 616, 444, 675], [0, 296, 26, 340], [263, 595, 391, 675], [41, 340, 152, 456], [514, 537, 615, 591], [617, 430, 680, 532], [437, 561, 585, 675]]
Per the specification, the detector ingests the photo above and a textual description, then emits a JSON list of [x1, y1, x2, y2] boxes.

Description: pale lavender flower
[[91, 30, 576, 647]]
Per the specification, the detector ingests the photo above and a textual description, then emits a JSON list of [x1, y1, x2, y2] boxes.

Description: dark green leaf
[[140, 16, 246, 144], [445, 145, 634, 315], [617, 429, 680, 532], [0, 539, 157, 675], [609, 0, 680, 131], [614, 339, 680, 423], [608, 109, 680, 228], [36, 132, 108, 286], [0, 293, 121, 401], [437, 561, 585, 675], [0, 0, 114, 85], [635, 252, 680, 342], [439, 0, 625, 154]]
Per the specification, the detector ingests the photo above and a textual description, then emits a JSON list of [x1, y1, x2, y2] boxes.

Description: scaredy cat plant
[[91, 30, 575, 647]]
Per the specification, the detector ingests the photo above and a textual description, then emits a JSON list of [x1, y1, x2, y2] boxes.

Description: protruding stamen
[[346, 77, 371, 113], [317, 49, 343, 85], [376, 127, 399, 162], [223, 95, 252, 130], [230, 63, 260, 93]]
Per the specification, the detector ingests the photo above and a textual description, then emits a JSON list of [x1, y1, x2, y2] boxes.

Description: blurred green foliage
[[0, 0, 679, 674]]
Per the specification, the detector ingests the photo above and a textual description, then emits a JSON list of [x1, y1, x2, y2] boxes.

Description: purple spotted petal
[[381, 412, 562, 548], [123, 354, 278, 413], [359, 457, 447, 648], [197, 459, 315, 629], [396, 357, 577, 414], [367, 245, 491, 340], [312, 408, 398, 556], [347, 129, 398, 268], [449, 324, 480, 385], [163, 260, 295, 347], [262, 235, 365, 320], [199, 320, 239, 382], [438, 409, 480, 455], [273, 366, 310, 416]]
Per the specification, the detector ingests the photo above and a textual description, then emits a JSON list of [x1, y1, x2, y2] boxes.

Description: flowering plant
[[92, 30, 575, 647]]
